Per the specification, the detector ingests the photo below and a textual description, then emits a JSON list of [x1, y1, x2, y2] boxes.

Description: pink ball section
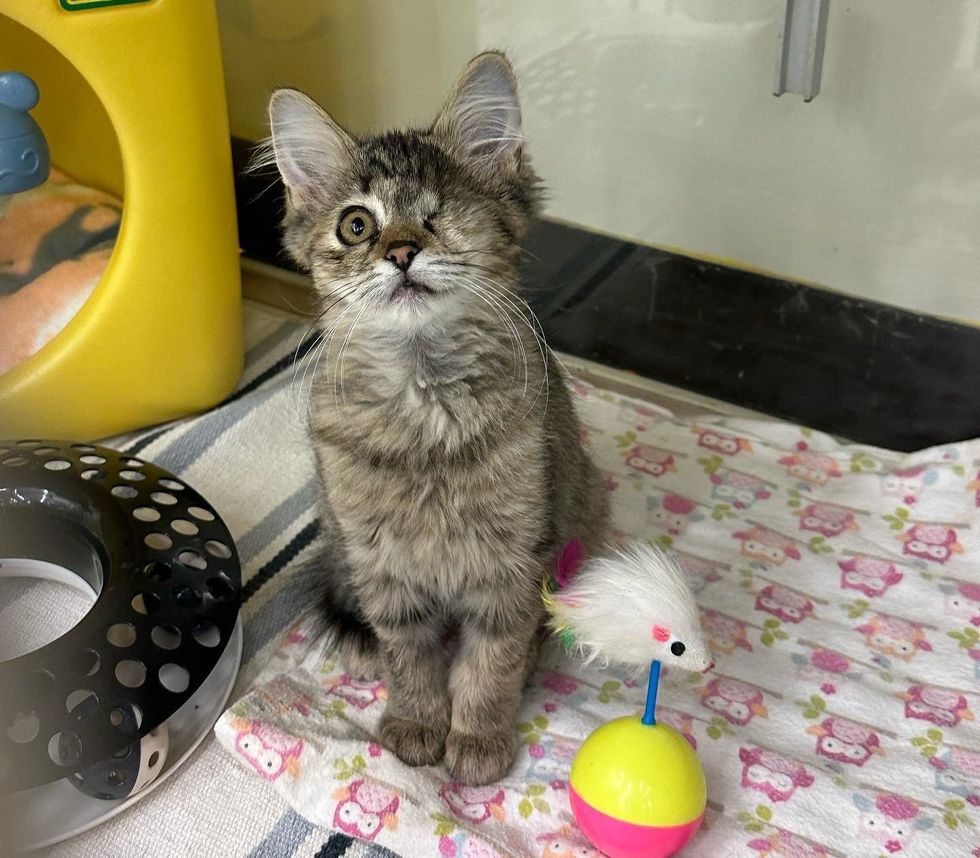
[[569, 785, 704, 858]]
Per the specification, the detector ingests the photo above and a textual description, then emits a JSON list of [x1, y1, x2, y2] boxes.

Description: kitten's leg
[[374, 608, 452, 767], [446, 603, 541, 785], [313, 530, 385, 679], [323, 586, 385, 680]]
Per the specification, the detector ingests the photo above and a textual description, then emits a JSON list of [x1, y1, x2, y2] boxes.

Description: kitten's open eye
[[337, 207, 377, 246]]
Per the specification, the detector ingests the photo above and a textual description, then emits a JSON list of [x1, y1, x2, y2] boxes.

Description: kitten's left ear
[[264, 88, 354, 208], [434, 51, 523, 173]]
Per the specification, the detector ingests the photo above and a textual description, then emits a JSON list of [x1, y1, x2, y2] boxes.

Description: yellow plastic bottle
[[0, 0, 242, 439]]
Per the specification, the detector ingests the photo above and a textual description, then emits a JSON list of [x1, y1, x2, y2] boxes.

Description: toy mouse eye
[[670, 641, 686, 656]]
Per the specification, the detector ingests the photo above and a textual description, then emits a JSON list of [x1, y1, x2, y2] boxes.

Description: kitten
[[263, 52, 609, 785]]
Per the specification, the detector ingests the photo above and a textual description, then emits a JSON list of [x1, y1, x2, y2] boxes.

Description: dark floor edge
[[232, 137, 980, 451]]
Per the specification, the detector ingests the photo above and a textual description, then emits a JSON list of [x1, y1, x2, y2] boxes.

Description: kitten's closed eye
[[423, 213, 438, 235]]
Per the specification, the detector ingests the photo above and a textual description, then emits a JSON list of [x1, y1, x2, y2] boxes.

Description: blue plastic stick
[[641, 659, 661, 726]]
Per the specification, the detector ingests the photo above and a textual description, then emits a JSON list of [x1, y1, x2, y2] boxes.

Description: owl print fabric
[[216, 381, 980, 858]]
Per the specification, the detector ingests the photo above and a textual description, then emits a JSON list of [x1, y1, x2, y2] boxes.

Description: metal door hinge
[[774, 0, 830, 101]]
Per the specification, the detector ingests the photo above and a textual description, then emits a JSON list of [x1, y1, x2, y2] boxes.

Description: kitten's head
[[261, 52, 540, 327]]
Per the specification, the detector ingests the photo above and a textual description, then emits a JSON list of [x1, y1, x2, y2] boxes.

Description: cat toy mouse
[[0, 71, 50, 196], [544, 542, 714, 858]]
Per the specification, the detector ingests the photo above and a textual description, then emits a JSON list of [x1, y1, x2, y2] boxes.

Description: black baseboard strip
[[231, 137, 980, 451]]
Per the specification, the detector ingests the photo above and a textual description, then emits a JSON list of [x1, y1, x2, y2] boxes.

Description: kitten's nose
[[385, 241, 419, 272]]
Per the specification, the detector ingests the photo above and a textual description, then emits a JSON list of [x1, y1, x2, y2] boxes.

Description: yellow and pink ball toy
[[569, 663, 706, 858], [546, 543, 714, 857]]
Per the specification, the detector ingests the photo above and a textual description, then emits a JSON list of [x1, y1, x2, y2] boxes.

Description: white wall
[[217, 0, 980, 322]]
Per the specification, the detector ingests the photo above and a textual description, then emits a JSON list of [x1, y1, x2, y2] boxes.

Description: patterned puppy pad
[[216, 379, 980, 858]]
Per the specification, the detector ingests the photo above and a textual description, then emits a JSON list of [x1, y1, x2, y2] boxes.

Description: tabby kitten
[[264, 52, 609, 785]]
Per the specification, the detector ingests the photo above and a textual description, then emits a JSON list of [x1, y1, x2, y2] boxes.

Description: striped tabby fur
[[263, 52, 609, 784]]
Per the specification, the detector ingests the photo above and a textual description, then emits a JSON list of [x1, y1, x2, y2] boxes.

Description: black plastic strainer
[[0, 440, 241, 792]]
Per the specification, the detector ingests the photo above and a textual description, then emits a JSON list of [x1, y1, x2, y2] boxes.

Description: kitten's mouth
[[390, 277, 435, 303]]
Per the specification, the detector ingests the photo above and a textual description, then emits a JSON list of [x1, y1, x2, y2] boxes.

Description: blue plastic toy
[[0, 70, 50, 195]]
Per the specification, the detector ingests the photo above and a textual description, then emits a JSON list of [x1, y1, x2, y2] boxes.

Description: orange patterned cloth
[[0, 169, 121, 376]]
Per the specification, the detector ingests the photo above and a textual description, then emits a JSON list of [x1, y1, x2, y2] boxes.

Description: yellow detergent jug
[[0, 0, 242, 439]]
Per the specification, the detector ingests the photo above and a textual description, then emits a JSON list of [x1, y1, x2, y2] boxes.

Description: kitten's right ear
[[263, 88, 353, 207], [434, 52, 523, 175]]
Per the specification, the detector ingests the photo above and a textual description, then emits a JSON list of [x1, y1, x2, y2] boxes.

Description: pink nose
[[385, 242, 418, 271]]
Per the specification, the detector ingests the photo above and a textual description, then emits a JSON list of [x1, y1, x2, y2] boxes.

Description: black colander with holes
[[0, 440, 241, 793]]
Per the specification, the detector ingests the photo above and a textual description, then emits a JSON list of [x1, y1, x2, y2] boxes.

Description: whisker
[[453, 269, 555, 420], [335, 299, 372, 408], [291, 283, 361, 415], [440, 245, 541, 263], [427, 258, 549, 295], [308, 298, 362, 418], [452, 269, 547, 417], [454, 277, 527, 399], [291, 279, 374, 420]]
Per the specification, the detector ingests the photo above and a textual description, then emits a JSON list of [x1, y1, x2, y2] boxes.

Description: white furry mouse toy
[[544, 541, 714, 674]]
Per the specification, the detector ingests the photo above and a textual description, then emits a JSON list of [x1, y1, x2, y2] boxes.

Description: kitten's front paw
[[379, 714, 448, 767], [445, 730, 516, 785]]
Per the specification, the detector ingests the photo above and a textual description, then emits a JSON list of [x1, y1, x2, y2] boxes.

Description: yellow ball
[[570, 716, 706, 827]]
